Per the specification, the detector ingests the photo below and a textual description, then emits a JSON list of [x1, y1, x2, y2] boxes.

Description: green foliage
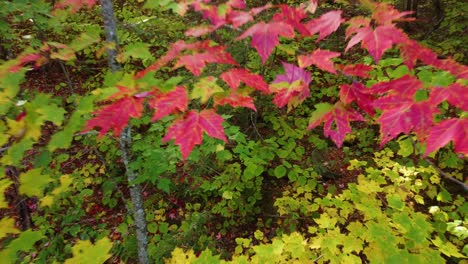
[[0, 0, 466, 263]]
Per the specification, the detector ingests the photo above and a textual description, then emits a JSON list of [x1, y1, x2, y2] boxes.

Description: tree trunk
[[100, 1, 149, 263]]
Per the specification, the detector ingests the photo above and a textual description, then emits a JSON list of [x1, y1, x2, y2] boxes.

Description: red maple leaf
[[54, 0, 97, 12], [430, 83, 468, 111], [237, 21, 295, 63], [305, 10, 344, 42], [136, 40, 211, 79], [337, 63, 373, 78], [345, 16, 370, 37], [220, 68, 269, 93], [432, 58, 468, 79], [424, 118, 468, 157], [371, 2, 414, 25], [373, 98, 438, 146], [149, 86, 188, 121], [213, 91, 256, 111], [8, 53, 42, 73], [307, 102, 365, 147], [339, 82, 375, 115], [173, 45, 238, 76], [370, 74, 422, 99], [399, 39, 438, 70], [85, 96, 144, 137], [227, 10, 253, 28], [162, 110, 227, 159], [298, 49, 340, 74], [270, 62, 311, 109], [227, 0, 246, 9], [272, 5, 309, 36], [346, 24, 407, 62]]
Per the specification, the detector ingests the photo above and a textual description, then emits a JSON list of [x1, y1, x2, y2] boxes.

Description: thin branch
[[424, 158, 468, 192]]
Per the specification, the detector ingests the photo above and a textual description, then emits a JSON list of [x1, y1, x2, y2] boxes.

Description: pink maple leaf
[[149, 86, 188, 121], [298, 49, 340, 74], [220, 68, 269, 93], [272, 5, 309, 36], [237, 21, 295, 63], [173, 45, 238, 76], [399, 39, 438, 70], [346, 25, 407, 62], [374, 98, 438, 146], [337, 63, 373, 78], [430, 83, 468, 111], [305, 10, 344, 42], [163, 110, 227, 159], [227, 10, 253, 28], [270, 62, 311, 109], [307, 102, 365, 147], [84, 96, 144, 137], [424, 118, 468, 157], [370, 74, 422, 99], [54, 0, 97, 12], [371, 2, 414, 25], [214, 91, 256, 111], [339, 82, 375, 115], [8, 53, 42, 73]]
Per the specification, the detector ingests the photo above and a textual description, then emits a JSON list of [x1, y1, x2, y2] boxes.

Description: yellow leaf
[[0, 217, 20, 239], [64, 237, 113, 264]]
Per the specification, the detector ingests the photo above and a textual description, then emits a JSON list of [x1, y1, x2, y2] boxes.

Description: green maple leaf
[[64, 237, 113, 264]]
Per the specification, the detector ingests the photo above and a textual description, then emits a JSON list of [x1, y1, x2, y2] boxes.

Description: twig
[[424, 158, 468, 192]]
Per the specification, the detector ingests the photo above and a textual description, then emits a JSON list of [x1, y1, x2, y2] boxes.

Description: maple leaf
[[213, 91, 256, 111], [270, 62, 311, 109], [227, 0, 246, 9], [430, 83, 468, 111], [424, 118, 468, 157], [135, 40, 211, 79], [227, 10, 253, 28], [398, 39, 438, 70], [237, 21, 295, 63], [149, 86, 188, 121], [173, 45, 238, 76], [298, 49, 340, 74], [85, 96, 144, 137], [371, 2, 414, 25], [191, 76, 224, 103], [220, 68, 269, 93], [370, 74, 422, 99], [337, 63, 373, 78], [346, 25, 407, 62], [8, 53, 42, 73], [339, 82, 375, 115], [307, 102, 365, 147], [373, 98, 438, 146], [432, 58, 468, 79], [162, 110, 227, 159], [192, 3, 227, 27], [272, 5, 309, 36], [54, 0, 97, 12], [345, 17, 370, 38], [305, 10, 344, 42]]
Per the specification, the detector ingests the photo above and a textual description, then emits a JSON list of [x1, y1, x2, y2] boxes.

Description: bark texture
[[100, 0, 149, 263]]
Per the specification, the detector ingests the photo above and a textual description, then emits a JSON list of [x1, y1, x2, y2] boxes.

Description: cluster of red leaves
[[46, 0, 468, 158]]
